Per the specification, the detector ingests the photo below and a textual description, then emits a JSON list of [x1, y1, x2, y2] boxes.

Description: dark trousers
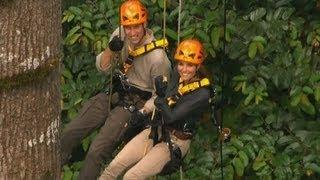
[[61, 93, 145, 180]]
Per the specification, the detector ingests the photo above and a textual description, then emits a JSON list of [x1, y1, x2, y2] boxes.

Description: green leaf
[[66, 26, 81, 39], [62, 13, 69, 23], [265, 114, 276, 124], [99, 1, 106, 12], [74, 97, 83, 105], [299, 94, 315, 115], [62, 69, 73, 80], [67, 33, 81, 45], [157, 0, 165, 9], [257, 77, 267, 88], [81, 36, 89, 47], [72, 172, 79, 180], [244, 144, 256, 160], [82, 136, 91, 152], [281, 8, 295, 20], [69, 6, 82, 16], [253, 36, 266, 44], [196, 29, 210, 42], [259, 136, 273, 146], [82, 28, 95, 40], [303, 154, 317, 163], [233, 75, 247, 81], [302, 86, 313, 94], [256, 42, 264, 55], [233, 158, 244, 176], [239, 151, 249, 167], [253, 160, 267, 171], [240, 134, 253, 142], [244, 92, 255, 105], [223, 146, 238, 156], [274, 7, 283, 20], [314, 86, 320, 102], [101, 36, 109, 49], [71, 161, 83, 171], [81, 21, 92, 29], [276, 0, 292, 7], [95, 40, 102, 53], [225, 165, 234, 180], [67, 14, 75, 22], [67, 108, 78, 121], [307, 163, 320, 174], [277, 136, 294, 146], [290, 92, 302, 106], [211, 27, 221, 48], [248, 42, 257, 59], [62, 165, 73, 180], [250, 8, 266, 21], [309, 74, 320, 83], [165, 28, 178, 41], [248, 130, 261, 136], [180, 27, 195, 38], [290, 86, 302, 96], [95, 19, 107, 29], [231, 137, 244, 150], [284, 142, 300, 152]]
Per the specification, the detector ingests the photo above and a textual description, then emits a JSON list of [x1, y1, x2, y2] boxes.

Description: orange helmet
[[120, 0, 147, 26], [174, 39, 205, 65]]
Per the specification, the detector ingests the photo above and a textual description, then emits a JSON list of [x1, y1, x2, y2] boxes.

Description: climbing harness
[[167, 78, 211, 107], [178, 78, 210, 95], [128, 38, 168, 57]]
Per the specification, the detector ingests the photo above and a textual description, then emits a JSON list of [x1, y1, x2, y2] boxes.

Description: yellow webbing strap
[[129, 38, 168, 57], [178, 78, 210, 95]]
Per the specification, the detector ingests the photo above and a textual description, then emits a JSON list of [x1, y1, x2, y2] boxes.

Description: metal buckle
[[124, 105, 136, 113]]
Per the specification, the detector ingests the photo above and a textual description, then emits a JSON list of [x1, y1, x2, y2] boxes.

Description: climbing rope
[[107, 5, 123, 113], [162, 0, 167, 45], [219, 0, 227, 179], [177, 0, 182, 45]]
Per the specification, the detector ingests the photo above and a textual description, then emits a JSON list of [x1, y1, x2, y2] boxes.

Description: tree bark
[[0, 0, 61, 179]]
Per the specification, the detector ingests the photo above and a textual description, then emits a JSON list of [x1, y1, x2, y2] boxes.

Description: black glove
[[154, 97, 167, 110], [148, 110, 163, 127], [155, 75, 168, 98], [108, 36, 124, 52], [129, 110, 149, 127]]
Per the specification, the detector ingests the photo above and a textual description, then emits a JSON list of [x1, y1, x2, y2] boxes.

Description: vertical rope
[[220, 0, 227, 179], [177, 0, 182, 45], [162, 0, 166, 42], [107, 4, 122, 113]]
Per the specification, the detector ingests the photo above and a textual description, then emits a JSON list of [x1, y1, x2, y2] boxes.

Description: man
[[60, 0, 171, 179]]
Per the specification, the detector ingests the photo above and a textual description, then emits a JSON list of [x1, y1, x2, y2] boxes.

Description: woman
[[99, 39, 212, 180]]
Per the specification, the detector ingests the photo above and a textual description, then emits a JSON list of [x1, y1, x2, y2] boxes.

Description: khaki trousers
[[61, 93, 145, 180], [99, 127, 191, 180]]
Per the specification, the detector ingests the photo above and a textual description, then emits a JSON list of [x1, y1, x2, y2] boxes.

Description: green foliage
[[61, 0, 320, 179]]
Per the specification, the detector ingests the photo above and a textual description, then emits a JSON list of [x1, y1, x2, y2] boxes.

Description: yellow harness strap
[[123, 38, 168, 73], [178, 78, 210, 95], [129, 38, 168, 57], [167, 78, 210, 107]]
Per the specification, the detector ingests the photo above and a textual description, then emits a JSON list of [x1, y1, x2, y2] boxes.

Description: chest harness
[[122, 38, 168, 73], [114, 38, 168, 112], [167, 78, 210, 107]]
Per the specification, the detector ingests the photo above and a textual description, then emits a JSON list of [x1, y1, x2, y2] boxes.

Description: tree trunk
[[0, 0, 61, 179]]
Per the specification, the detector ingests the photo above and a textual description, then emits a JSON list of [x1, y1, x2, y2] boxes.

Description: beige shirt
[[96, 27, 171, 112]]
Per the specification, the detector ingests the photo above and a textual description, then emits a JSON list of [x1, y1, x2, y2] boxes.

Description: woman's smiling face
[[177, 61, 198, 82]]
